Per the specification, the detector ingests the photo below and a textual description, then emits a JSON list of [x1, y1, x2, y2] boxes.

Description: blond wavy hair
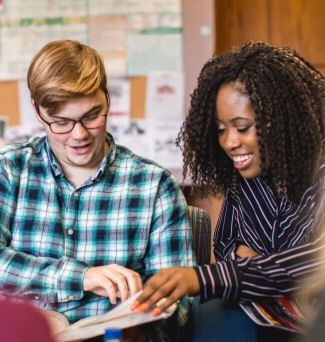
[[27, 39, 108, 115]]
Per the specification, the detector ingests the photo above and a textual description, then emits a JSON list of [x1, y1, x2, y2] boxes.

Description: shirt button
[[73, 191, 79, 197], [67, 229, 74, 235]]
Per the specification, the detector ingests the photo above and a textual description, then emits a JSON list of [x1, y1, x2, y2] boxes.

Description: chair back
[[188, 205, 211, 264]]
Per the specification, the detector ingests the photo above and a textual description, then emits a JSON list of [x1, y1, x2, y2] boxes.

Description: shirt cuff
[[194, 261, 242, 303], [56, 258, 89, 303]]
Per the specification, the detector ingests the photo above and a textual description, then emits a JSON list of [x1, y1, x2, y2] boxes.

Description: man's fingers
[[84, 265, 143, 303], [92, 273, 118, 304], [125, 271, 143, 296], [102, 268, 130, 301], [108, 264, 143, 299]]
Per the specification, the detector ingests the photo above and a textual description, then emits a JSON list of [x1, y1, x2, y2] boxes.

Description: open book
[[53, 292, 177, 342], [239, 296, 306, 334]]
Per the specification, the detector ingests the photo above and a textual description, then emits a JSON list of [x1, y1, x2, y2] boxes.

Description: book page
[[56, 291, 177, 342]]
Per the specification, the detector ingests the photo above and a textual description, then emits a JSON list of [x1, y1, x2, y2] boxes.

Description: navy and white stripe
[[195, 165, 325, 302], [215, 172, 325, 260], [195, 229, 325, 303]]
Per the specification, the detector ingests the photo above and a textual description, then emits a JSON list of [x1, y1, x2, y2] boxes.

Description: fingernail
[[137, 303, 149, 313], [131, 301, 140, 311], [152, 308, 161, 316]]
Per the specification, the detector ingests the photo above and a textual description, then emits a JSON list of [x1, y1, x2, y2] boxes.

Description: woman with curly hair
[[132, 41, 325, 341], [179, 41, 325, 260]]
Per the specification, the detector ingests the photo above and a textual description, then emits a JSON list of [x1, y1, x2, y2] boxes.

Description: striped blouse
[[195, 165, 325, 302]]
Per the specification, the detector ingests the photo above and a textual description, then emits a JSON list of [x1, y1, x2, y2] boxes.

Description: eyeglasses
[[34, 103, 108, 134]]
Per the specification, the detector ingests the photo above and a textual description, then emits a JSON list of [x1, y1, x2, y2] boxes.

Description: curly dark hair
[[177, 41, 325, 203]]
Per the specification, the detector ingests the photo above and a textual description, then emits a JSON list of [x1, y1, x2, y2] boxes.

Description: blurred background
[[0, 0, 324, 255]]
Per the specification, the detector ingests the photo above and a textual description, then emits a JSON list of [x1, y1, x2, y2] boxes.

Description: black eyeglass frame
[[33, 102, 108, 135]]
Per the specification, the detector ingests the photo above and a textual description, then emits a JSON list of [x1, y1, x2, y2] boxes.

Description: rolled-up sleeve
[[195, 232, 325, 303]]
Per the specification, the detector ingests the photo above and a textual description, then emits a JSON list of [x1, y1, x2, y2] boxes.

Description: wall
[[182, 0, 221, 261], [215, 0, 325, 74]]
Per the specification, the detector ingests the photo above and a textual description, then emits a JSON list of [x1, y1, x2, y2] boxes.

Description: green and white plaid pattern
[[0, 133, 195, 326]]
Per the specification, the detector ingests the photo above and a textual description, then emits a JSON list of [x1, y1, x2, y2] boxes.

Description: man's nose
[[70, 121, 89, 138]]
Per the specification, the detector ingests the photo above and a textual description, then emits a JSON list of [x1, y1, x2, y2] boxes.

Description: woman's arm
[[133, 232, 325, 314]]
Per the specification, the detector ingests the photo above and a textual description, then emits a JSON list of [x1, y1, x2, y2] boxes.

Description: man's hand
[[131, 267, 200, 316], [236, 244, 259, 258], [83, 264, 142, 304]]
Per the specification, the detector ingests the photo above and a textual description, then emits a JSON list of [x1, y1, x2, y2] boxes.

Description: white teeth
[[233, 154, 252, 162]]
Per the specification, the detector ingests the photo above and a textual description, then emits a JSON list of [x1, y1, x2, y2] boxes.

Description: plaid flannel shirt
[[0, 133, 195, 335]]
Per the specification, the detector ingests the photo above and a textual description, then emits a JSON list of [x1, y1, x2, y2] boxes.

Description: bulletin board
[[0, 0, 185, 170]]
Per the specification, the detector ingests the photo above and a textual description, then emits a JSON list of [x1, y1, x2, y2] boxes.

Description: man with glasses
[[0, 40, 195, 341]]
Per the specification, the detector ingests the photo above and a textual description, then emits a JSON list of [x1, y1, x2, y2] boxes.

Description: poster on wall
[[145, 71, 184, 120], [0, 0, 183, 80]]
